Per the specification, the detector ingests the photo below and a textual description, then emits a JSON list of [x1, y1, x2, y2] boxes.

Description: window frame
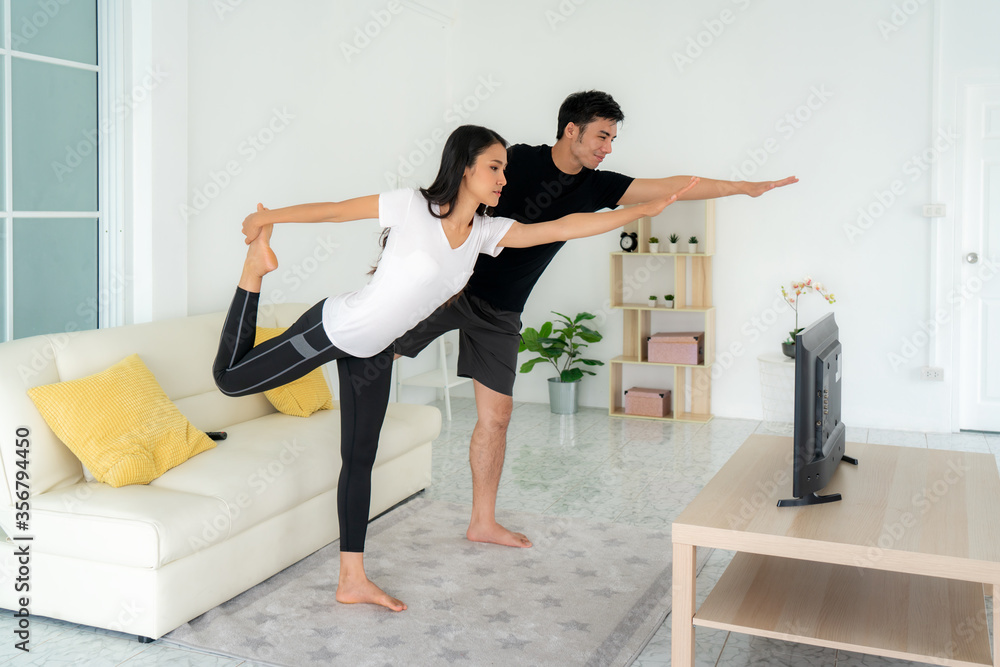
[[2, 0, 125, 341]]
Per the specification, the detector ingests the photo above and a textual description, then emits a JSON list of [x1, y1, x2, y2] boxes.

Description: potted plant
[[688, 235, 699, 254], [668, 233, 679, 253], [648, 236, 659, 253], [663, 294, 675, 309], [648, 295, 659, 308], [780, 277, 836, 358], [518, 311, 604, 414]]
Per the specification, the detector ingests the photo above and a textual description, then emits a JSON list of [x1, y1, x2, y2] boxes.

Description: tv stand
[[776, 454, 859, 506], [672, 435, 1000, 667], [776, 490, 843, 507]]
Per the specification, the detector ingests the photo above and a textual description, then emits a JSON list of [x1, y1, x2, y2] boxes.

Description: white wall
[[128, 0, 188, 323], [173, 0, 998, 431]]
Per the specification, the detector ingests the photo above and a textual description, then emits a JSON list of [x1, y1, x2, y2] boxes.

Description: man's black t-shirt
[[465, 144, 634, 313]]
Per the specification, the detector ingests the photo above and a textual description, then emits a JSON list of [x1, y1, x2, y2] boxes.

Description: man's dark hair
[[556, 90, 625, 140]]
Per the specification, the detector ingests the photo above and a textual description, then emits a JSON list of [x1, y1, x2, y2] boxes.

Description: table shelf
[[696, 552, 993, 667]]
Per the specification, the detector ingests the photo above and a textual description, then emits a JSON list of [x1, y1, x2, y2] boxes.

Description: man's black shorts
[[393, 292, 521, 396]]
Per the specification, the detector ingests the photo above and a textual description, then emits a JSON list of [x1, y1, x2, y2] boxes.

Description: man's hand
[[242, 203, 268, 244], [642, 176, 700, 218], [741, 176, 799, 198]]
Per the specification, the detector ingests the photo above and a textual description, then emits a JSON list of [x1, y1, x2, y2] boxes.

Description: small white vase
[[649, 299, 659, 308], [668, 242, 678, 253], [648, 243, 659, 254], [664, 300, 674, 309], [688, 243, 699, 254]]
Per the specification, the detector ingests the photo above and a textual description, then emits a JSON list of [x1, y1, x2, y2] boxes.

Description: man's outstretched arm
[[617, 175, 798, 205]]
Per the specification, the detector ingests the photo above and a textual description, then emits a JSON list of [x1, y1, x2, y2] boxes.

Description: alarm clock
[[620, 231, 638, 252]]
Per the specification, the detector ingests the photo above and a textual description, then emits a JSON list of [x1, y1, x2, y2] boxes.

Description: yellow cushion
[[27, 354, 215, 488], [255, 326, 334, 417]]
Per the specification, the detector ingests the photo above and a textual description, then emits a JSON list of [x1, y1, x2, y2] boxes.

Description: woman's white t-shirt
[[321, 189, 514, 357]]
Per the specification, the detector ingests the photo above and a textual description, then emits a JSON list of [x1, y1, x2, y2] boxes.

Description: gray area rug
[[164, 498, 704, 666]]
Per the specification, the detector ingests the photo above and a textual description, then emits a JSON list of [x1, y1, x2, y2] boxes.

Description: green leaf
[[519, 357, 547, 373], [574, 312, 597, 323], [560, 368, 583, 383], [579, 359, 604, 366]]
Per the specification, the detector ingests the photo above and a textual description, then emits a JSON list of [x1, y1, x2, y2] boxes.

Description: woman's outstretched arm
[[241, 195, 380, 243], [498, 177, 699, 249]]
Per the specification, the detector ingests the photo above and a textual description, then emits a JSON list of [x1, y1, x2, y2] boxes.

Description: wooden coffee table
[[672, 435, 1000, 666]]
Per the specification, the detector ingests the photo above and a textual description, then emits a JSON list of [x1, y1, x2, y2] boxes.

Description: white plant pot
[[668, 243, 678, 253], [648, 243, 659, 254], [649, 299, 659, 309], [664, 301, 674, 309], [688, 243, 699, 254]]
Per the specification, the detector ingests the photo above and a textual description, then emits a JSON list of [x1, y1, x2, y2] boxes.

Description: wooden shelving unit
[[609, 201, 715, 423]]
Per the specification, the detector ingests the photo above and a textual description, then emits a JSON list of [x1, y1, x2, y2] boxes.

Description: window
[[2, 0, 123, 342]]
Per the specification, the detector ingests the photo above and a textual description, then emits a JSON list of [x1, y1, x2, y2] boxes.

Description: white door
[[958, 84, 1000, 432]]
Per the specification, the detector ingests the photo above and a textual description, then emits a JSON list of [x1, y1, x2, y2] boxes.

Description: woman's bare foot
[[237, 225, 278, 292], [336, 552, 406, 612]]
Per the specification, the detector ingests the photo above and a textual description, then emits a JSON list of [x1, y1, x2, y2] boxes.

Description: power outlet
[[920, 366, 944, 381], [922, 204, 947, 218]]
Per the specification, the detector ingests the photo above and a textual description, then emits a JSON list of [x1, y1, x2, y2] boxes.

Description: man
[[394, 91, 797, 548]]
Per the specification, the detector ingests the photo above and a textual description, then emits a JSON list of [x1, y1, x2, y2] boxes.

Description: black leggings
[[213, 287, 393, 553]]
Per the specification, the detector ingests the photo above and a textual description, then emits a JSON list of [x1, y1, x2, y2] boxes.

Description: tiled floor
[[3, 400, 998, 666]]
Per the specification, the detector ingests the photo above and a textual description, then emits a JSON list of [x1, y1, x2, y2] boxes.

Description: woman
[[214, 125, 697, 612]]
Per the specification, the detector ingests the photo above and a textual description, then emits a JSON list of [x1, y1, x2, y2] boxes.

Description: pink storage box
[[648, 331, 704, 365], [624, 387, 671, 418]]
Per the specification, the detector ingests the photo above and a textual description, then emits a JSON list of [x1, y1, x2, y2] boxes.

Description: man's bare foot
[[336, 576, 407, 612], [467, 520, 532, 548]]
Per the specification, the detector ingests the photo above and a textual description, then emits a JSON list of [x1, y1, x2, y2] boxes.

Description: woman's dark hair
[[419, 124, 508, 219], [556, 90, 625, 140], [369, 125, 507, 276]]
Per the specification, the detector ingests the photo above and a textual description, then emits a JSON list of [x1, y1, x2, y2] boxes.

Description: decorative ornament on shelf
[[648, 295, 659, 308], [620, 231, 638, 252], [663, 294, 675, 309], [668, 233, 679, 253], [688, 235, 699, 254], [779, 277, 836, 358], [648, 236, 659, 254]]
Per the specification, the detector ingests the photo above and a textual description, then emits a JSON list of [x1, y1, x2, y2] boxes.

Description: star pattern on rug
[[307, 646, 341, 661], [483, 610, 515, 624], [588, 586, 615, 598], [624, 555, 649, 565], [537, 594, 562, 608], [424, 623, 460, 638], [437, 646, 471, 663], [526, 575, 553, 585], [475, 586, 503, 597], [421, 576, 447, 588], [415, 559, 443, 569], [431, 599, 455, 611], [498, 634, 531, 650], [563, 549, 587, 559], [558, 619, 591, 633], [574, 567, 598, 578], [371, 634, 405, 649]]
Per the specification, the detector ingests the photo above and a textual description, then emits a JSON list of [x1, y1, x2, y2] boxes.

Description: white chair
[[395, 336, 471, 421]]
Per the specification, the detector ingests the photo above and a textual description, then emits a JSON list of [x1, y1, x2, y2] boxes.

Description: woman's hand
[[242, 203, 269, 245], [641, 177, 700, 218]]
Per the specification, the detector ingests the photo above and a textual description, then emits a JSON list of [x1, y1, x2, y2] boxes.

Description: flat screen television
[[777, 313, 857, 507]]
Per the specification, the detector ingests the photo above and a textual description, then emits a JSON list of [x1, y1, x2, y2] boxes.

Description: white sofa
[[0, 304, 438, 641]]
